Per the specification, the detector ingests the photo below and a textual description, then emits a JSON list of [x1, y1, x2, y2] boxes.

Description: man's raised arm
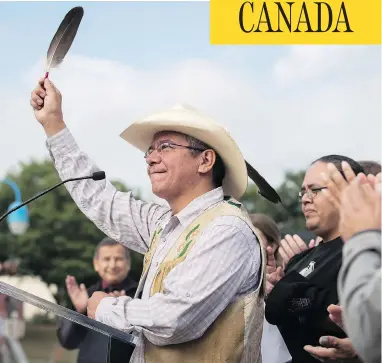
[[30, 78, 170, 254]]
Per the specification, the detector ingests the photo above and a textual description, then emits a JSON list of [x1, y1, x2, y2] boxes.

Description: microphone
[[0, 171, 106, 223]]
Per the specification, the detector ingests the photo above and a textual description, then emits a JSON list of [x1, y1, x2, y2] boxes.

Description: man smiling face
[[145, 131, 217, 204]]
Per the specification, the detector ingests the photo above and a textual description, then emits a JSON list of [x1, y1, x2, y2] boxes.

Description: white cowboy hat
[[119, 103, 248, 200]]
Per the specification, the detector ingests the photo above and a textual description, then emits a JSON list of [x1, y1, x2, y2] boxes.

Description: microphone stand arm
[[0, 176, 94, 224]]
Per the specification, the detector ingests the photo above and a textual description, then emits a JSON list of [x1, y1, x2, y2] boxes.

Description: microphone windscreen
[[92, 171, 106, 181]]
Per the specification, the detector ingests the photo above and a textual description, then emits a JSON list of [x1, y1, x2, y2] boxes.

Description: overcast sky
[[0, 1, 380, 203]]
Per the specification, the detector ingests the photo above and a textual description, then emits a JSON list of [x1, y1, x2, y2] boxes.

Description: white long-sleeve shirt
[[46, 127, 262, 363]]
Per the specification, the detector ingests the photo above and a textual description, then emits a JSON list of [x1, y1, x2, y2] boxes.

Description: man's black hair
[[94, 237, 130, 261]]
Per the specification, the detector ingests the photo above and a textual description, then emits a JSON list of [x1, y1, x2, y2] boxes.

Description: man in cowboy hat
[[30, 78, 276, 363]]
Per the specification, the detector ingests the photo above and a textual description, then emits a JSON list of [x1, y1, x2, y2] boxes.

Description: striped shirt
[[46, 127, 261, 363]]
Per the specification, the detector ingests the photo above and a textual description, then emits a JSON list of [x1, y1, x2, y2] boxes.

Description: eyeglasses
[[298, 187, 327, 201], [144, 141, 207, 159]]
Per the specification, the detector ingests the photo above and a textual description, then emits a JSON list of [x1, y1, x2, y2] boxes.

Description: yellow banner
[[210, 0, 381, 44]]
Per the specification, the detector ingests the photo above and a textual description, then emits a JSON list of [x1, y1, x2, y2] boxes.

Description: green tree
[[0, 159, 144, 302], [241, 169, 307, 236]]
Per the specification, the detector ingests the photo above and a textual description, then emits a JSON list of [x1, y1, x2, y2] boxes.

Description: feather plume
[[245, 160, 282, 204], [45, 6, 84, 77]]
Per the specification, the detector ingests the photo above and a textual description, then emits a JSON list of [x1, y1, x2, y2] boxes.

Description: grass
[[19, 324, 78, 363]]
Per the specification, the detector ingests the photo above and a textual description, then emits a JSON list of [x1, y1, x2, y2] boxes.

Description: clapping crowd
[[256, 157, 381, 363]]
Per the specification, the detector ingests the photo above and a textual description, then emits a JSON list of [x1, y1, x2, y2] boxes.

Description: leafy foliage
[[241, 169, 307, 236], [0, 159, 143, 303]]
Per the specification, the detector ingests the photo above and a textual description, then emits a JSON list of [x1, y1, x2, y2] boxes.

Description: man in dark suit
[[56, 237, 138, 363]]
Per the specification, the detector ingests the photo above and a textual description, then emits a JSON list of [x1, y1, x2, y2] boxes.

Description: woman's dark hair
[[311, 154, 364, 176], [358, 160, 381, 176], [249, 213, 283, 268]]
